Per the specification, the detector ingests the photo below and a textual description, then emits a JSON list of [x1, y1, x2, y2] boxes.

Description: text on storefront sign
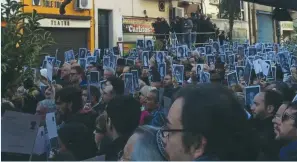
[[122, 17, 156, 34], [41, 0, 63, 8], [51, 20, 70, 27], [32, 0, 64, 8], [280, 22, 294, 31]]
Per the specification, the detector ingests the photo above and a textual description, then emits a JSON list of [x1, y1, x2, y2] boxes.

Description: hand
[[83, 103, 92, 112], [49, 85, 56, 99], [172, 77, 179, 88], [209, 63, 215, 71]]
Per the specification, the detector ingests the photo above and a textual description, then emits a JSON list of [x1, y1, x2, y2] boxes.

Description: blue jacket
[[80, 80, 87, 87], [279, 140, 297, 161], [147, 108, 166, 127]]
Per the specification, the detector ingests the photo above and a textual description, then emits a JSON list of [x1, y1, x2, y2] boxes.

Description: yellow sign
[[280, 21, 294, 31], [39, 0, 63, 8], [22, 0, 91, 17]]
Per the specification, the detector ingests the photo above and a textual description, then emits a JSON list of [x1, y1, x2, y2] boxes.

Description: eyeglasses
[[160, 126, 186, 138], [282, 112, 296, 122]]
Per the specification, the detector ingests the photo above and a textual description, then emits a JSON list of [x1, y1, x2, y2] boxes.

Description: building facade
[[170, 0, 250, 43], [21, 0, 94, 60], [94, 0, 170, 49], [248, 4, 276, 43]]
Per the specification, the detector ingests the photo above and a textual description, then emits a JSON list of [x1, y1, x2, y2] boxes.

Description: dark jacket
[[23, 86, 44, 114], [99, 135, 130, 161], [194, 154, 219, 161], [183, 18, 193, 32], [251, 116, 283, 160], [93, 102, 106, 115], [163, 86, 179, 100], [54, 75, 71, 87], [63, 111, 98, 158]]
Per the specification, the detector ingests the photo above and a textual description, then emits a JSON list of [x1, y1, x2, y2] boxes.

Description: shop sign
[[280, 21, 294, 31], [50, 19, 70, 27], [36, 18, 91, 28], [122, 17, 156, 34]]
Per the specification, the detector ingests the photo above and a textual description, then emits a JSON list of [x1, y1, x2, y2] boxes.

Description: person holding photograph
[[146, 40, 153, 50], [178, 47, 184, 58]]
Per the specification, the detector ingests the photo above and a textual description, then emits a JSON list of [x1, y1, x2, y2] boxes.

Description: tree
[[1, 0, 55, 90], [219, 0, 242, 41], [282, 26, 297, 54]]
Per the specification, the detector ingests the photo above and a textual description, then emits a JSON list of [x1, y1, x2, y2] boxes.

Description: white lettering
[[126, 25, 152, 33], [128, 25, 133, 32]]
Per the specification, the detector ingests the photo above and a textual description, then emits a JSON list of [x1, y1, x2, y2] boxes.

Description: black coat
[[99, 135, 130, 161], [250, 117, 283, 160]]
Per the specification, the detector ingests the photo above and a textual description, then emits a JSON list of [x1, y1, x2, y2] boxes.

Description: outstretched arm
[[59, 0, 72, 15]]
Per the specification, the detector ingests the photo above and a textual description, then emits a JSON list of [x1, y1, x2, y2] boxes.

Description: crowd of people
[[1, 39, 297, 161], [152, 13, 222, 48]]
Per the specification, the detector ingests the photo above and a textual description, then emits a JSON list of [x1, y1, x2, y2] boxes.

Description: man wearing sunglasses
[[250, 90, 284, 160], [159, 84, 258, 161], [275, 101, 297, 161]]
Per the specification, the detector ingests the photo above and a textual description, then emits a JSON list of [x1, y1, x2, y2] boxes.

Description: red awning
[[243, 0, 297, 10]]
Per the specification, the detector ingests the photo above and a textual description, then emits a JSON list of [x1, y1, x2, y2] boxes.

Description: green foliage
[[154, 40, 163, 51], [282, 26, 297, 54], [219, 0, 242, 41], [1, 0, 55, 88]]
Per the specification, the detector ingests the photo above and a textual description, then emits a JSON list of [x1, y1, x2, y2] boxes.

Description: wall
[[21, 0, 95, 50], [94, 0, 170, 47], [22, 0, 91, 16], [205, 0, 250, 42]]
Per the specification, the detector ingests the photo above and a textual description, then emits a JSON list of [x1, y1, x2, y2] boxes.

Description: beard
[[58, 107, 71, 122]]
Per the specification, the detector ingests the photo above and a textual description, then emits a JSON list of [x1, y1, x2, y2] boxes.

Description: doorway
[[98, 10, 110, 50]]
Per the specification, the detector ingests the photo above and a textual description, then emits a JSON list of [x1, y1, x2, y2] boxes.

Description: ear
[[266, 105, 275, 114], [192, 136, 207, 160]]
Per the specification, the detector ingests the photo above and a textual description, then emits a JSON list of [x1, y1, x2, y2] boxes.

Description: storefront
[[256, 11, 274, 43], [22, 0, 94, 60], [212, 19, 249, 43], [280, 21, 295, 42], [94, 0, 169, 49], [122, 17, 156, 41], [122, 16, 156, 55]]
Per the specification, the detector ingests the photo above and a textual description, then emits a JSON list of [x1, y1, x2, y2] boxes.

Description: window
[[240, 0, 245, 21]]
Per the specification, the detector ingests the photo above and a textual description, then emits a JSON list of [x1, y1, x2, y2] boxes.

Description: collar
[[194, 154, 219, 161], [92, 102, 100, 109]]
